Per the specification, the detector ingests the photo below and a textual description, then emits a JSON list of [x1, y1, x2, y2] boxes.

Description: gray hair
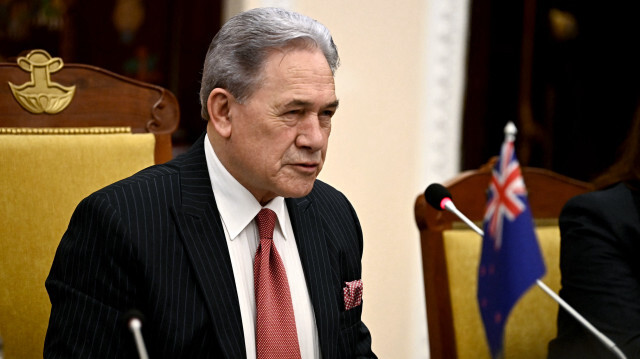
[[199, 7, 340, 120]]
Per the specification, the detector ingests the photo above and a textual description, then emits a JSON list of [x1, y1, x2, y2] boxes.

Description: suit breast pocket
[[339, 300, 362, 329]]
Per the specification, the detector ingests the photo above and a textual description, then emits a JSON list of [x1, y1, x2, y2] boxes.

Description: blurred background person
[[548, 107, 640, 358]]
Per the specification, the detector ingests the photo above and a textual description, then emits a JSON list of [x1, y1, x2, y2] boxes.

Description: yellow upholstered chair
[[414, 162, 592, 359], [0, 49, 179, 358]]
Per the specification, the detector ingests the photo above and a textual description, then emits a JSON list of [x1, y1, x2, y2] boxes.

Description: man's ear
[[207, 88, 234, 138]]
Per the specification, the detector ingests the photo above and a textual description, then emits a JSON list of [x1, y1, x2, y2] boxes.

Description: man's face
[[216, 47, 338, 205]]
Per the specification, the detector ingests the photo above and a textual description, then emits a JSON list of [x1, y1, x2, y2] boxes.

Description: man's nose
[[295, 114, 328, 151]]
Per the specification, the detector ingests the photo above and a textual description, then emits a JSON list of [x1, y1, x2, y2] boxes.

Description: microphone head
[[424, 183, 453, 210], [121, 309, 146, 329]]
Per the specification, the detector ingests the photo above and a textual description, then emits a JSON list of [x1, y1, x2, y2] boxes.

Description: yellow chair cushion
[[444, 225, 561, 359], [0, 133, 155, 358]]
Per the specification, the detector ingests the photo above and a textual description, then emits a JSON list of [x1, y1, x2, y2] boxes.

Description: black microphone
[[424, 183, 453, 210], [123, 309, 149, 359], [423, 183, 628, 359], [424, 183, 484, 235]]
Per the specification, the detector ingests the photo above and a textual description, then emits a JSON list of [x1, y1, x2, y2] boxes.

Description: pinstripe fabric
[[44, 134, 375, 358]]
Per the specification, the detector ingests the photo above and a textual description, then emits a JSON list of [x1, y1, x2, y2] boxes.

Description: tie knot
[[256, 208, 277, 240]]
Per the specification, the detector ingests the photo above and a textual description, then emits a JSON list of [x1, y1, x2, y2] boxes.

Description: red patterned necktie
[[254, 208, 301, 359]]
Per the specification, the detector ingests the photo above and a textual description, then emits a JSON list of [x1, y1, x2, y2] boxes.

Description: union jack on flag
[[477, 122, 546, 358], [485, 138, 527, 250]]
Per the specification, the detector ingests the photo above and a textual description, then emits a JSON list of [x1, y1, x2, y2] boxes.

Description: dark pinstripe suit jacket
[[44, 134, 376, 358]]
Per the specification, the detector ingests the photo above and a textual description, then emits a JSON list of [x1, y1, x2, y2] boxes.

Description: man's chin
[[281, 180, 316, 199]]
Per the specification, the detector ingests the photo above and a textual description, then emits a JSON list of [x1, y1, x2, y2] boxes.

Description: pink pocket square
[[343, 279, 363, 310]]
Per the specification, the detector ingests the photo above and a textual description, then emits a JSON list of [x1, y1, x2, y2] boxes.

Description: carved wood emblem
[[8, 49, 76, 114]]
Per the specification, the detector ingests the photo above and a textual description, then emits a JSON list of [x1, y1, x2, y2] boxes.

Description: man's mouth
[[291, 162, 319, 173]]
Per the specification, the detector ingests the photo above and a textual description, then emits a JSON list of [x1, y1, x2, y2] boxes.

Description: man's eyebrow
[[325, 99, 340, 109], [282, 99, 340, 109]]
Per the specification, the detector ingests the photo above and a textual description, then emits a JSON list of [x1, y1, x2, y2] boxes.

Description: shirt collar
[[203, 134, 288, 240]]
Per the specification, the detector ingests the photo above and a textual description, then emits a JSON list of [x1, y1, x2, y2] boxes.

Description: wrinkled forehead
[[249, 43, 334, 96]]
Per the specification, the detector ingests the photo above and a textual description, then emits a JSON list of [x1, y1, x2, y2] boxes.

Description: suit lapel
[[171, 136, 246, 358], [287, 195, 339, 359]]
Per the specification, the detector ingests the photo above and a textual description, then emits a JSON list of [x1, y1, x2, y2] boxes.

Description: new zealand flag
[[478, 124, 546, 358]]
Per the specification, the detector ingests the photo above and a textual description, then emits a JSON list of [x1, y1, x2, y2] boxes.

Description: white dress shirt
[[203, 134, 321, 358]]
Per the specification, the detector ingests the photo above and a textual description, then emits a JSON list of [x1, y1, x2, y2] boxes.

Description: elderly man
[[44, 7, 376, 359]]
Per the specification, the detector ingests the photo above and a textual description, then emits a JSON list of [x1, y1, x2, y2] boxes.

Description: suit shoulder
[[102, 162, 177, 190], [561, 183, 640, 237], [564, 183, 634, 215], [84, 159, 183, 209]]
